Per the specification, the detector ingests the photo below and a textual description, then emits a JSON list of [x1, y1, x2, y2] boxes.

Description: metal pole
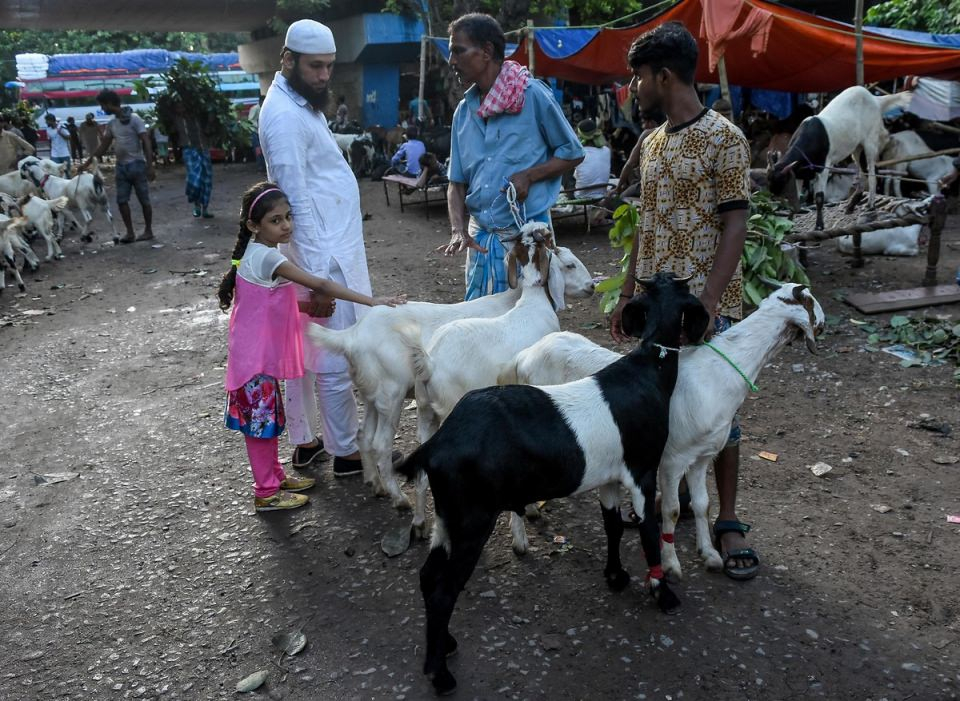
[[526, 19, 536, 77], [855, 0, 864, 85], [418, 34, 428, 123]]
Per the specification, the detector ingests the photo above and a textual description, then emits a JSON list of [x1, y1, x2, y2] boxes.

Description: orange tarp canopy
[[508, 0, 960, 90]]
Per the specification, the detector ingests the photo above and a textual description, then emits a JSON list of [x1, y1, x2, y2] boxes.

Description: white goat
[[406, 223, 594, 535], [19, 161, 117, 242], [880, 130, 955, 197], [20, 195, 71, 260], [0, 216, 39, 291], [305, 237, 595, 511], [0, 170, 37, 199], [500, 284, 824, 578]]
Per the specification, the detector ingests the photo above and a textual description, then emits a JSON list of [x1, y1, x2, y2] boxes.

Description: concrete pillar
[[238, 35, 284, 95]]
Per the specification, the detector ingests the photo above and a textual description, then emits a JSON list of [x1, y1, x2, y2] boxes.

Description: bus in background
[[17, 50, 260, 127]]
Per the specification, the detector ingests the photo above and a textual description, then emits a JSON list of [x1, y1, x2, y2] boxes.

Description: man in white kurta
[[259, 19, 373, 475]]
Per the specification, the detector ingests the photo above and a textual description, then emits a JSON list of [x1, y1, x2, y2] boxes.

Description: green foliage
[[851, 314, 960, 384], [864, 0, 960, 33], [742, 191, 809, 307], [596, 202, 639, 314], [147, 59, 249, 150], [270, 0, 332, 32]]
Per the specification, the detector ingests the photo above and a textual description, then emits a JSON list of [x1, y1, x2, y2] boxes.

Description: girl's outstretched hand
[[373, 294, 407, 307]]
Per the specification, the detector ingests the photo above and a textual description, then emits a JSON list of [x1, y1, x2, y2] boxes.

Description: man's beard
[[289, 66, 329, 111]]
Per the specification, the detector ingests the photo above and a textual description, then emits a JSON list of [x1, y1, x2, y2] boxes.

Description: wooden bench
[[381, 174, 448, 220]]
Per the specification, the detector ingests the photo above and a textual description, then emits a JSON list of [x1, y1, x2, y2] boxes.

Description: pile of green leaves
[[853, 314, 960, 383], [595, 202, 639, 314], [134, 58, 251, 149], [742, 190, 809, 306]]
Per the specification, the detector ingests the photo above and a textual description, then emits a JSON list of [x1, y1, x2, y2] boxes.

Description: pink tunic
[[225, 275, 304, 391]]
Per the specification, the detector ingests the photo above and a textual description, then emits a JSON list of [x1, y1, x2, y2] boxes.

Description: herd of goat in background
[[1, 86, 953, 293]]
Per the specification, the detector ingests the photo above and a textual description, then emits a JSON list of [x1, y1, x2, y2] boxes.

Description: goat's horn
[[634, 275, 655, 287], [673, 273, 694, 284]]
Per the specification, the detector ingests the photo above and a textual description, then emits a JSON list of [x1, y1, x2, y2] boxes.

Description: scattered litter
[[150, 243, 164, 249], [381, 524, 411, 557], [34, 472, 80, 486], [404, 400, 417, 411], [791, 363, 804, 373], [809, 462, 833, 477], [272, 630, 307, 657], [947, 515, 960, 524], [758, 451, 779, 462], [142, 268, 157, 274], [933, 456, 959, 465], [21, 309, 45, 316], [553, 535, 568, 545], [895, 448, 910, 457], [126, 306, 136, 313], [880, 344, 946, 366], [871, 504, 893, 514], [235, 670, 268, 692]]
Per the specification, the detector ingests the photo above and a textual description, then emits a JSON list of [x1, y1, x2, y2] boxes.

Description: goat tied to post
[[395, 272, 705, 696], [304, 235, 594, 513], [768, 86, 912, 229], [502, 283, 824, 580]]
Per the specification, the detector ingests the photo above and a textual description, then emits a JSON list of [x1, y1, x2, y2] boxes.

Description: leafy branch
[[852, 314, 960, 384], [743, 190, 809, 307], [595, 202, 639, 314]]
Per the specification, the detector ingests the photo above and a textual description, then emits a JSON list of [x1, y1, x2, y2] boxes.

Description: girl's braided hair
[[216, 181, 289, 311]]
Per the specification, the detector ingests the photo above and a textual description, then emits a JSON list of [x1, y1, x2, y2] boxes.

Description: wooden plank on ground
[[845, 285, 960, 314]]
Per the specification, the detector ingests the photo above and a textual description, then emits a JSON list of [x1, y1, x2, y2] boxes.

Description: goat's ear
[[546, 252, 566, 311], [684, 299, 710, 344], [506, 247, 519, 289], [537, 246, 550, 284], [620, 298, 646, 339]]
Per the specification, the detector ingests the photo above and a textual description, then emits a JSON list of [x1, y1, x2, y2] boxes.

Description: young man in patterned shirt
[[610, 22, 758, 580]]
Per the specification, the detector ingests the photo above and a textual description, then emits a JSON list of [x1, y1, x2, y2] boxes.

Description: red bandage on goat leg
[[646, 565, 664, 582], [660, 532, 675, 544]]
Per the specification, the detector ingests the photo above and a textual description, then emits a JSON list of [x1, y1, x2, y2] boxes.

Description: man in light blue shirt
[[438, 13, 583, 299], [387, 126, 426, 177]]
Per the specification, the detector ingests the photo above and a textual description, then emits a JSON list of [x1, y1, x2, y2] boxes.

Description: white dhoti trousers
[[284, 259, 360, 457]]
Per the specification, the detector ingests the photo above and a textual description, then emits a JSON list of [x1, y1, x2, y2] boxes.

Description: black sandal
[[713, 520, 760, 580], [291, 437, 327, 468]]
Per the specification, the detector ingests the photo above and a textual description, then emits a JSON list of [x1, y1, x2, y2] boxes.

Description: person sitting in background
[[573, 118, 612, 199], [711, 97, 735, 124], [386, 126, 426, 177]]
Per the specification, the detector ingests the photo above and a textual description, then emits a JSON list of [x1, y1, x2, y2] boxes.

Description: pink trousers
[[245, 435, 286, 498]]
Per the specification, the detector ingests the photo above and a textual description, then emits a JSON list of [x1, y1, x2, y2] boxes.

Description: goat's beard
[[288, 66, 329, 111]]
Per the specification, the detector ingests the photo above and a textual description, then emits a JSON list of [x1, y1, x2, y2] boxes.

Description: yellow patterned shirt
[[635, 108, 750, 320]]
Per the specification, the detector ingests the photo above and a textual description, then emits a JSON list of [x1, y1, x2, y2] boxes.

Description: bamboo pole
[[855, 0, 864, 85], [526, 19, 536, 76], [876, 146, 960, 169], [417, 34, 428, 124], [717, 55, 731, 104]]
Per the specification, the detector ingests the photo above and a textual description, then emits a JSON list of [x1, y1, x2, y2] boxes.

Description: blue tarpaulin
[[46, 49, 240, 76], [864, 25, 960, 49]]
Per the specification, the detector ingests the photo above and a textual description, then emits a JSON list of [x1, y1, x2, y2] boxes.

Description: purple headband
[[249, 187, 282, 216]]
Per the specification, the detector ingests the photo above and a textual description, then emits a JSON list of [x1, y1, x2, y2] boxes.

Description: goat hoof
[[429, 668, 457, 696], [392, 495, 413, 512], [17, 284, 26, 292], [651, 582, 681, 614], [511, 541, 528, 557], [605, 568, 630, 592], [411, 521, 428, 540]]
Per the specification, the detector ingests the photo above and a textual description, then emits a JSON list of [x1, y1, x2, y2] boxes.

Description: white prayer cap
[[285, 19, 336, 55]]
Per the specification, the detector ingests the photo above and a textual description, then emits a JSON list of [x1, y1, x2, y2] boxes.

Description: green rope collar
[[701, 341, 759, 393]]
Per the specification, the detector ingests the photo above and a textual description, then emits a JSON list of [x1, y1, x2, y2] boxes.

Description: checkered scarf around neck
[[477, 61, 531, 119]]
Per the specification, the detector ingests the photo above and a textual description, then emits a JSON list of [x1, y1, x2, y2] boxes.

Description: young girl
[[218, 182, 406, 512]]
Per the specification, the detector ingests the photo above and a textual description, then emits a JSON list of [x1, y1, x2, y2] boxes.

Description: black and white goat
[[395, 273, 706, 696], [305, 239, 594, 511], [500, 284, 825, 579], [768, 86, 911, 229]]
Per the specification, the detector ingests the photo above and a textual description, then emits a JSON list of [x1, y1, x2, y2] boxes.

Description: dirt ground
[[1, 162, 959, 701]]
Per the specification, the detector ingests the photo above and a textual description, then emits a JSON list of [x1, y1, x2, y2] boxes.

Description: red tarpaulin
[[508, 0, 960, 90]]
